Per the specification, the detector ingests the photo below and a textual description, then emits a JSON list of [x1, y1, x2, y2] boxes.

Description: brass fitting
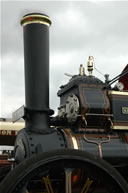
[[79, 64, 85, 76], [87, 56, 94, 76], [21, 13, 52, 27]]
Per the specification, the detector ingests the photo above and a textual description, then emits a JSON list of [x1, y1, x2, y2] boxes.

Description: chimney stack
[[21, 13, 53, 132]]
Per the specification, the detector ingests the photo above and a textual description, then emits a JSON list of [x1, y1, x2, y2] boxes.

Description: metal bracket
[[12, 105, 25, 123]]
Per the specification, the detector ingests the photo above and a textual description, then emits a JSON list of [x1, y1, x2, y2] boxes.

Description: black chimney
[[21, 13, 53, 132]]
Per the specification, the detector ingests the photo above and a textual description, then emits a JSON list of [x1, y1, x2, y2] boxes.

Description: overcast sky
[[1, 1, 128, 118]]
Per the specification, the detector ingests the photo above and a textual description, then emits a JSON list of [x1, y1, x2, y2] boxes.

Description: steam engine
[[0, 13, 128, 193]]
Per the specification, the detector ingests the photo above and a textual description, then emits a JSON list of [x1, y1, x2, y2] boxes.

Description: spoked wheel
[[0, 149, 128, 193]]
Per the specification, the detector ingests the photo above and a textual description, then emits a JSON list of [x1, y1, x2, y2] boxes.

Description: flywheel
[[0, 149, 128, 193]]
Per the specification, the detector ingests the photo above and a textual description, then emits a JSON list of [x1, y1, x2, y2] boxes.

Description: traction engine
[[0, 13, 128, 193]]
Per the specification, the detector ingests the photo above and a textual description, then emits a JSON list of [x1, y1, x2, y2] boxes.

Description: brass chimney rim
[[21, 13, 52, 27]]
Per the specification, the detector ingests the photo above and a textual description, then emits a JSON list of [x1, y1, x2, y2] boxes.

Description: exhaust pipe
[[21, 13, 53, 132]]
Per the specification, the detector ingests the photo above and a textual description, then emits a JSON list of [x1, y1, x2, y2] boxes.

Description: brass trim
[[66, 129, 79, 149], [86, 113, 113, 117], [83, 117, 110, 158], [42, 176, 54, 193], [65, 168, 72, 193], [84, 134, 110, 159], [21, 14, 52, 27], [81, 177, 93, 193], [112, 125, 128, 130], [71, 136, 79, 150], [108, 90, 128, 96]]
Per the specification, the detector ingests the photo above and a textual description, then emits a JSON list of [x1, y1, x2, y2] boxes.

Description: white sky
[[1, 1, 128, 118]]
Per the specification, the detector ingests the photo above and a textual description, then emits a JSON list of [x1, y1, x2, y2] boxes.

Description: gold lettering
[[15, 130, 19, 135], [0, 130, 19, 136], [43, 176, 54, 193], [2, 130, 6, 135], [0, 130, 12, 135], [6, 130, 11, 135], [81, 177, 93, 193]]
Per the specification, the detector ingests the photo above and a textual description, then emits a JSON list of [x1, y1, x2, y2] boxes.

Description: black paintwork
[[23, 18, 52, 132]]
